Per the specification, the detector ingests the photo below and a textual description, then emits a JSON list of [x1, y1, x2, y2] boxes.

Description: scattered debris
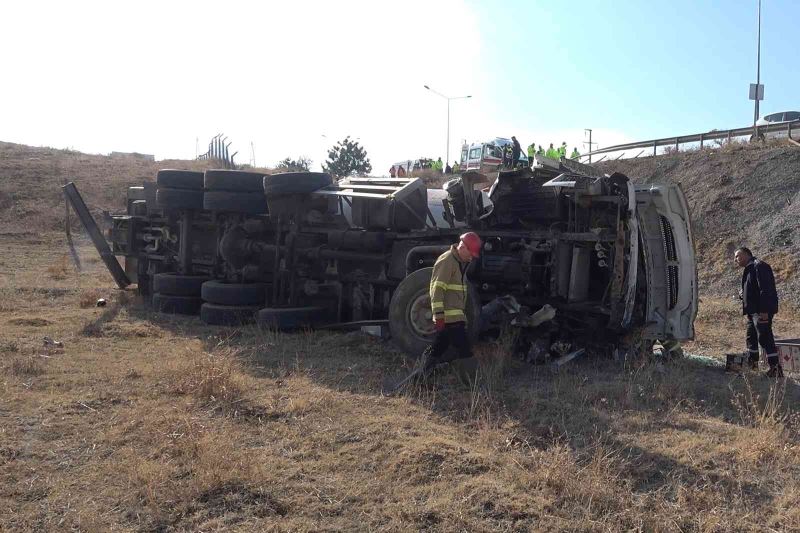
[[42, 336, 64, 348]]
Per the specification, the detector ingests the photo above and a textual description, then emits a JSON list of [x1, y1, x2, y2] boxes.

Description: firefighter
[[559, 142, 567, 159], [420, 231, 482, 374], [452, 161, 460, 174], [511, 136, 522, 168], [546, 143, 558, 159], [537, 145, 545, 156], [434, 157, 443, 172], [735, 247, 782, 377], [527, 142, 536, 166], [570, 147, 580, 160]]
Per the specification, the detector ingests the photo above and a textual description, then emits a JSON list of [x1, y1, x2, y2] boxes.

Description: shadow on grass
[[112, 292, 800, 506]]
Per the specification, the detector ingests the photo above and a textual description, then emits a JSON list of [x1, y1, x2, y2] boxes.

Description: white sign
[[749, 83, 764, 101]]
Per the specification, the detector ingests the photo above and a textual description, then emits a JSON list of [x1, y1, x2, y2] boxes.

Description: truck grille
[[660, 215, 678, 310]]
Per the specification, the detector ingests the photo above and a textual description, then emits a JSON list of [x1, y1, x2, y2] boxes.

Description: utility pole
[[583, 129, 598, 163], [250, 142, 256, 167]]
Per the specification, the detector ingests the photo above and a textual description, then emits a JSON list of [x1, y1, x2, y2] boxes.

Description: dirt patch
[[7, 317, 52, 327]]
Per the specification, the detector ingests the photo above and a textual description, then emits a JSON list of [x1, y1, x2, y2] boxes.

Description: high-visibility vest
[[453, 163, 460, 173], [430, 246, 469, 324], [559, 145, 567, 157], [537, 146, 545, 156], [546, 148, 557, 158], [527, 144, 535, 158], [570, 149, 580, 159]]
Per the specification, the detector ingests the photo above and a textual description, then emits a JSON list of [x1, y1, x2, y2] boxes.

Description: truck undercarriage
[[68, 155, 697, 361]]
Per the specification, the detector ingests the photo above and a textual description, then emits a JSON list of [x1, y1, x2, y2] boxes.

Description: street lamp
[[424, 85, 471, 166]]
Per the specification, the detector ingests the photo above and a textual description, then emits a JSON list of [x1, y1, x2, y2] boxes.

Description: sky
[[1, 0, 798, 174]]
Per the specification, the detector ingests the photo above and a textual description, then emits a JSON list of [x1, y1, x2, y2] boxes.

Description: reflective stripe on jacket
[[429, 245, 468, 324]]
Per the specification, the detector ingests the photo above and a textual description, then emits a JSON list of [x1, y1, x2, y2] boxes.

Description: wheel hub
[[408, 292, 436, 338]]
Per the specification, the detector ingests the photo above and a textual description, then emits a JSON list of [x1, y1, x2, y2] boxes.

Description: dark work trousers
[[426, 322, 472, 369], [746, 313, 778, 364]]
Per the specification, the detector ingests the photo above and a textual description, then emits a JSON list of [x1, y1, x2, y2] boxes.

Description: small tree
[[277, 156, 311, 172], [323, 136, 372, 178]]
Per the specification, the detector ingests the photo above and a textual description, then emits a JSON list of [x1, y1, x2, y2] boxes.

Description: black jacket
[[741, 258, 779, 315]]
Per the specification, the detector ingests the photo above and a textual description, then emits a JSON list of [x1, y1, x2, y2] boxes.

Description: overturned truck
[[71, 155, 697, 359]]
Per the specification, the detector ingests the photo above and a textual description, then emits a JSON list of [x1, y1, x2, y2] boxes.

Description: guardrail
[[579, 119, 800, 162]]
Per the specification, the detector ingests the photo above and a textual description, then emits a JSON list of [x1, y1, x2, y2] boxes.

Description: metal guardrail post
[[653, 141, 657, 156], [699, 133, 704, 149], [674, 138, 679, 152]]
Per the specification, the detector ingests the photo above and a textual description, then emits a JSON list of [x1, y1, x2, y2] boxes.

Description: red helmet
[[459, 232, 482, 258]]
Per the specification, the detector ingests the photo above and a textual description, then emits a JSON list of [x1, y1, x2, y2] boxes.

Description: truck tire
[[200, 303, 260, 326], [156, 170, 205, 190], [156, 187, 204, 210], [152, 293, 203, 315], [203, 191, 268, 215], [201, 280, 267, 306], [153, 273, 210, 297], [388, 267, 481, 358], [204, 170, 267, 192], [263, 172, 332, 196], [256, 306, 327, 330]]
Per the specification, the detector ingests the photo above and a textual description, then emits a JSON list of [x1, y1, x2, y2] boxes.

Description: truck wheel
[[256, 306, 327, 330], [156, 187, 204, 210], [263, 172, 332, 196], [203, 191, 268, 215], [153, 273, 210, 297], [200, 303, 260, 326], [152, 293, 203, 315], [388, 267, 481, 358], [156, 170, 205, 190], [201, 280, 267, 306], [204, 170, 267, 192]]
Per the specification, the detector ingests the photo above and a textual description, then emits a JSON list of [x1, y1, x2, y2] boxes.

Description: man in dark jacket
[[511, 136, 522, 168], [735, 247, 782, 377]]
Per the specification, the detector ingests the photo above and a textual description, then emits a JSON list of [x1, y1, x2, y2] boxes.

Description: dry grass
[[3, 355, 45, 376], [45, 254, 69, 280], [2, 235, 800, 529]]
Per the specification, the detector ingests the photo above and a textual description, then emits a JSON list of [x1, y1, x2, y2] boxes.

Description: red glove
[[434, 317, 446, 331]]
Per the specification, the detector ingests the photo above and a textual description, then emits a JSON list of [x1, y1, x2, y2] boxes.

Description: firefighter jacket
[[527, 144, 536, 158], [741, 258, 779, 315], [429, 245, 469, 324]]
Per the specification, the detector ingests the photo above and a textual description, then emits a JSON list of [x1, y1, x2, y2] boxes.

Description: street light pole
[[424, 85, 471, 166], [753, 0, 762, 128]]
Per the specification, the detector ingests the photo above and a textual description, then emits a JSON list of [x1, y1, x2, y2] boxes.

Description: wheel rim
[[408, 291, 435, 338]]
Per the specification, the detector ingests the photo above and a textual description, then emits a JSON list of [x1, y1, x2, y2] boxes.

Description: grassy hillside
[[1, 141, 799, 531], [0, 141, 273, 234]]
